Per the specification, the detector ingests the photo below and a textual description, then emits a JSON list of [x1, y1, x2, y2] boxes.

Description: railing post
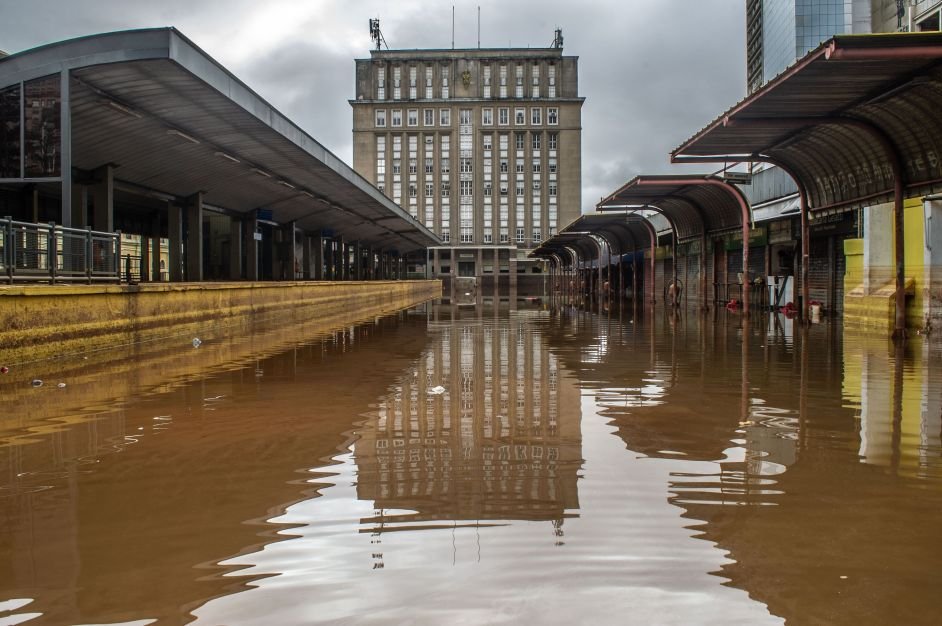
[[48, 222, 57, 284], [86, 226, 93, 284], [3, 216, 11, 284], [115, 230, 122, 283]]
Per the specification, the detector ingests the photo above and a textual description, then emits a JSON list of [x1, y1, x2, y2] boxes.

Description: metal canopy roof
[[531, 213, 655, 263], [0, 28, 438, 252], [596, 175, 748, 242], [672, 32, 942, 211]]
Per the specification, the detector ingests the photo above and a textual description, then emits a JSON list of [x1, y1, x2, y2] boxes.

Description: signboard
[[724, 226, 767, 250]]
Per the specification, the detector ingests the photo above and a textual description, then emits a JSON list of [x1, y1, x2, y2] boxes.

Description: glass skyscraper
[[747, 0, 871, 93]]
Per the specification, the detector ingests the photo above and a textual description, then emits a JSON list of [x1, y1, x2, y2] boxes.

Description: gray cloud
[[0, 0, 745, 213]]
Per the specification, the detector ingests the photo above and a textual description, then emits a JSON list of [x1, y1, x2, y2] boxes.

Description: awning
[[0, 28, 439, 252], [672, 32, 942, 212]]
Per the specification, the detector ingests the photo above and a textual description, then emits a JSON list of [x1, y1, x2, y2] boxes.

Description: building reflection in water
[[355, 302, 582, 531], [843, 332, 942, 479]]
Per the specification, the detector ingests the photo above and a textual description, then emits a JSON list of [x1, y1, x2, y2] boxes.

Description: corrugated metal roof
[[596, 175, 748, 242], [0, 28, 438, 252], [531, 213, 655, 262], [672, 32, 942, 211]]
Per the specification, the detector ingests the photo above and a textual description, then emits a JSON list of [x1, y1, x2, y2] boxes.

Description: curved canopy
[[596, 175, 748, 242], [672, 32, 942, 211], [531, 213, 656, 264], [0, 28, 438, 252]]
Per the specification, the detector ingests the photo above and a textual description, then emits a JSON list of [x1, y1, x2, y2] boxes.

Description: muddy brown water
[[1, 302, 940, 625]]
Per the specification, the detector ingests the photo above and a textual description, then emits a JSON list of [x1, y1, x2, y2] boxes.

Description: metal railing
[[1, 217, 122, 284]]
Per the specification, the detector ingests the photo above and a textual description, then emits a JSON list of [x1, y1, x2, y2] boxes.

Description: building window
[[515, 161, 524, 174], [425, 66, 433, 97], [531, 65, 540, 99], [409, 183, 417, 197], [425, 182, 435, 197], [548, 133, 558, 150], [409, 67, 417, 99], [532, 162, 541, 174], [532, 229, 541, 243], [409, 158, 417, 174], [549, 182, 557, 196], [460, 228, 473, 243], [500, 229, 509, 243], [484, 230, 493, 243], [425, 157, 434, 174], [515, 64, 524, 98], [482, 108, 493, 125], [500, 160, 509, 174], [459, 108, 472, 125], [515, 133, 525, 150], [441, 157, 450, 174], [440, 108, 451, 126], [498, 107, 509, 126], [407, 109, 418, 126], [377, 66, 386, 100], [547, 107, 558, 125], [482, 134, 493, 151], [515, 108, 526, 125], [393, 66, 401, 100], [532, 134, 541, 150], [483, 181, 492, 196], [375, 110, 386, 127], [500, 182, 509, 195], [483, 65, 492, 99], [515, 182, 524, 196], [548, 65, 556, 98], [548, 159, 557, 173], [424, 109, 434, 126], [516, 227, 525, 243], [441, 181, 450, 197], [499, 64, 507, 98], [393, 160, 401, 175], [442, 66, 450, 99], [460, 158, 473, 173], [460, 180, 473, 196], [391, 109, 402, 127], [531, 107, 542, 125], [442, 229, 450, 242]]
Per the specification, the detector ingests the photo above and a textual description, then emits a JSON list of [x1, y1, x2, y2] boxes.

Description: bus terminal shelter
[[0, 28, 438, 285]]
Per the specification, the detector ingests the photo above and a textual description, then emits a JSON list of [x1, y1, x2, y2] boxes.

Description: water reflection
[[355, 304, 582, 528], [2, 300, 942, 625]]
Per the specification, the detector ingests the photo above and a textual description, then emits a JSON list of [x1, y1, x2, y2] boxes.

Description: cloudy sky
[[0, 0, 745, 210]]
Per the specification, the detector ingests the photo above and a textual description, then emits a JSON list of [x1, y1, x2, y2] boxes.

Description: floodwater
[[1, 301, 941, 625]]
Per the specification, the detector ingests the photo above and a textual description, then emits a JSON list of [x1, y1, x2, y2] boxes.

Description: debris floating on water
[[57, 382, 67, 389], [0, 366, 8, 374], [31, 379, 43, 387], [428, 385, 446, 395], [192, 338, 202, 348]]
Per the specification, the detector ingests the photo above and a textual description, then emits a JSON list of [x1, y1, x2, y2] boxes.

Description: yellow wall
[[0, 280, 441, 364], [904, 197, 926, 327]]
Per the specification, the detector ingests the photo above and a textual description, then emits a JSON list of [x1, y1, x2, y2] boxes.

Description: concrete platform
[[0, 280, 442, 364]]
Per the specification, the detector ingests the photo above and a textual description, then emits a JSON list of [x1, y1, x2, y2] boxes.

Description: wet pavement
[[1, 302, 941, 625]]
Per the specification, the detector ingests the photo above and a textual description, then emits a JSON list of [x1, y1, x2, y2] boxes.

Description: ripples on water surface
[[1, 302, 941, 625]]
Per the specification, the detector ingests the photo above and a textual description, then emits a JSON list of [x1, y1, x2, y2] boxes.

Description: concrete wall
[[0, 280, 441, 364]]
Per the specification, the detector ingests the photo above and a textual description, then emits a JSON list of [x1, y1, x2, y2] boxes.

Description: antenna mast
[[369, 18, 388, 50], [552, 28, 564, 49]]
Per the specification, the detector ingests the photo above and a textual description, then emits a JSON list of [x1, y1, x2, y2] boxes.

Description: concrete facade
[[350, 43, 584, 289]]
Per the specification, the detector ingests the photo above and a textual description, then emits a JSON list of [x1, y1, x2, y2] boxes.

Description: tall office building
[[746, 0, 871, 93], [351, 32, 584, 291]]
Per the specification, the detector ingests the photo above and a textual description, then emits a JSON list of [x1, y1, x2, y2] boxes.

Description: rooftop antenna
[[452, 6, 455, 49], [477, 6, 481, 49], [551, 27, 564, 49], [369, 18, 387, 50]]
